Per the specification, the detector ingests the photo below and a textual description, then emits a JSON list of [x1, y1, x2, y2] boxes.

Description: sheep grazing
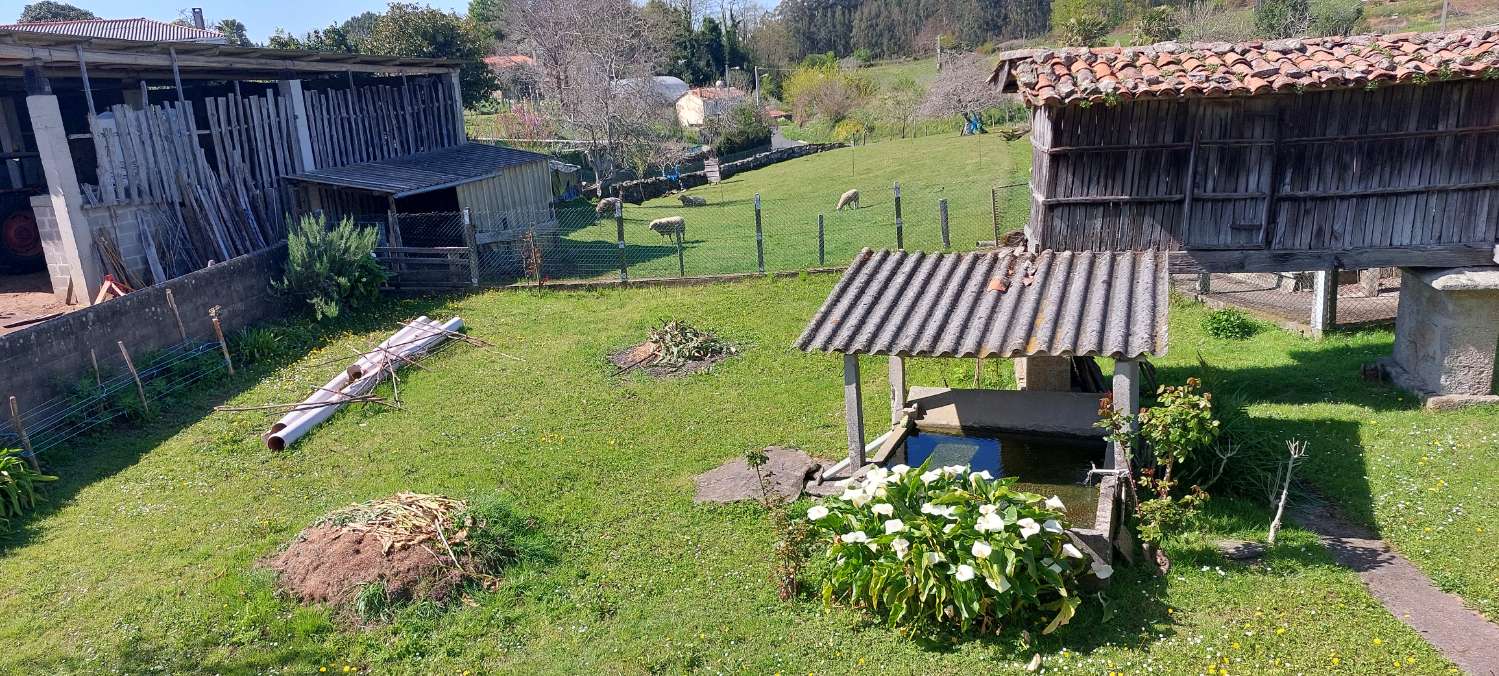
[[678, 194, 707, 207], [648, 216, 686, 239], [596, 197, 621, 217], [836, 189, 860, 210]]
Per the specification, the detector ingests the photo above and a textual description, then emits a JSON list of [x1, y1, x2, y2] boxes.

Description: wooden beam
[[1168, 244, 1498, 274], [844, 353, 866, 470]]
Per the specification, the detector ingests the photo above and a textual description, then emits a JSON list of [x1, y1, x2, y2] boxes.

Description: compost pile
[[264, 492, 484, 610], [611, 320, 738, 377]]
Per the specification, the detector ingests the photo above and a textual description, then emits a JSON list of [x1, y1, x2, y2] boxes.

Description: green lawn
[[2, 277, 1492, 673], [550, 132, 1033, 281]]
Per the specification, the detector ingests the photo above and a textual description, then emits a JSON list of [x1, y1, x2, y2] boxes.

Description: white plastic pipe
[[268, 316, 431, 435], [266, 317, 463, 450]]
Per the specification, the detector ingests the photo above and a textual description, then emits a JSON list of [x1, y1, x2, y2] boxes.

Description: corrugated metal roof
[[284, 143, 550, 197], [795, 248, 1169, 359], [0, 18, 226, 43]]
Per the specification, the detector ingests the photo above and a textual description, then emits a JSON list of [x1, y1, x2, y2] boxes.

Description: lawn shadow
[[0, 293, 463, 555]]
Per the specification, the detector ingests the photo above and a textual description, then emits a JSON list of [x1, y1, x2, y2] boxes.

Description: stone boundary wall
[[0, 243, 289, 409], [614, 143, 842, 204]]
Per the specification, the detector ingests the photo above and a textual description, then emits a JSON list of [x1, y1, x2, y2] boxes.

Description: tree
[[364, 3, 497, 107], [214, 18, 252, 47], [469, 0, 506, 42], [341, 11, 381, 46], [18, 1, 96, 22], [917, 54, 1008, 120], [267, 24, 358, 52]]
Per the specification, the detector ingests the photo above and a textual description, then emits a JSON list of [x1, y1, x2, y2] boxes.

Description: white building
[[674, 85, 747, 127]]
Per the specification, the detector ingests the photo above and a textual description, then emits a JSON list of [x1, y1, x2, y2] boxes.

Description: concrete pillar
[[1311, 267, 1338, 338], [844, 353, 865, 469], [277, 79, 316, 172], [1382, 267, 1499, 409], [1015, 355, 1072, 391], [1112, 359, 1141, 469], [27, 94, 99, 304], [888, 355, 906, 425]]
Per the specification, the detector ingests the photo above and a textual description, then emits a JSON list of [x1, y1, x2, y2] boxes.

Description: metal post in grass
[[8, 395, 37, 471], [893, 182, 903, 250], [754, 192, 765, 273], [615, 198, 627, 283], [818, 214, 826, 266], [461, 208, 479, 286], [991, 187, 1001, 246], [675, 229, 685, 277], [939, 198, 950, 249]]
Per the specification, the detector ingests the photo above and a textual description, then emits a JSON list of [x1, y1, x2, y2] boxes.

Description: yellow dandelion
[[320, 669, 327, 673], [1332, 657, 1341, 665], [1231, 642, 1241, 650], [1373, 638, 1384, 646], [1276, 627, 1287, 635]]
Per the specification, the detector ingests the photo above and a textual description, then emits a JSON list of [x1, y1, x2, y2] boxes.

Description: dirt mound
[[609, 341, 727, 378], [262, 493, 479, 610], [609, 320, 738, 378]]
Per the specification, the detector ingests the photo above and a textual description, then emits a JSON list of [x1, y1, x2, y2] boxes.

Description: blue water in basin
[[896, 431, 1104, 527]]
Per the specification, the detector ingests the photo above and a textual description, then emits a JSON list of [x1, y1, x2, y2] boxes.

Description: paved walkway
[[1294, 501, 1499, 675]]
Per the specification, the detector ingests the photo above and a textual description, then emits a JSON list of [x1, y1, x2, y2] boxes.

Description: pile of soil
[[263, 493, 478, 609], [609, 320, 738, 379], [609, 341, 728, 378]]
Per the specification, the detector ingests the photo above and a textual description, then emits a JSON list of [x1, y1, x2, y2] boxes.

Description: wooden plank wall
[[1031, 79, 1499, 258], [456, 160, 556, 241], [303, 76, 461, 170]]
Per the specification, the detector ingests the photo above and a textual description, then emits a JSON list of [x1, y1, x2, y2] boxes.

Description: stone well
[[1381, 266, 1499, 409]]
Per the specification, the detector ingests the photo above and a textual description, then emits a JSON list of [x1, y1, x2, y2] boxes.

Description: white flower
[[865, 467, 890, 485], [1043, 519, 1064, 534], [976, 512, 1005, 533], [1091, 561, 1114, 579], [920, 503, 957, 519], [923, 551, 945, 566], [806, 505, 829, 521], [978, 503, 998, 515], [1017, 518, 1041, 538], [971, 540, 993, 559], [970, 470, 993, 482], [841, 530, 869, 544], [890, 464, 911, 476], [986, 574, 1012, 592], [839, 487, 864, 503], [942, 464, 967, 478], [1062, 543, 1084, 559], [891, 537, 911, 559], [884, 519, 906, 535], [943, 523, 956, 534], [920, 469, 942, 484], [954, 564, 976, 582], [871, 503, 894, 516], [1045, 495, 1066, 511]]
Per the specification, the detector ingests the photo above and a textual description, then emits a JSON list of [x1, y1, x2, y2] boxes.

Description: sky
[[15, 0, 470, 43]]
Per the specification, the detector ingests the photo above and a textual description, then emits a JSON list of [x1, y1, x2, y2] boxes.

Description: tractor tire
[[0, 210, 44, 273]]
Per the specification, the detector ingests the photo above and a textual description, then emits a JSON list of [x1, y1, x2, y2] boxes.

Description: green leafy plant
[[645, 320, 737, 367], [353, 581, 393, 623], [231, 327, 285, 365], [0, 448, 58, 531], [1202, 308, 1259, 340], [1132, 6, 1181, 44], [1056, 16, 1113, 47], [807, 462, 1108, 639], [274, 214, 386, 321], [702, 100, 772, 156]]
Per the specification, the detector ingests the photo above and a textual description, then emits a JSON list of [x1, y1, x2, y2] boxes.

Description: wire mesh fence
[[1172, 268, 1403, 331]]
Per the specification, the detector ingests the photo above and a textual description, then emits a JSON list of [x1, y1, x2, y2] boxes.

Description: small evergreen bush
[[1203, 308, 1259, 340], [274, 215, 386, 321]]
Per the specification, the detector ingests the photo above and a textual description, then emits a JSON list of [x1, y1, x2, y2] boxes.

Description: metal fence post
[[754, 193, 764, 273], [893, 182, 903, 250], [461, 208, 479, 286], [818, 214, 825, 266], [991, 186, 1001, 245], [675, 230, 685, 277], [939, 198, 950, 249], [615, 199, 627, 283]]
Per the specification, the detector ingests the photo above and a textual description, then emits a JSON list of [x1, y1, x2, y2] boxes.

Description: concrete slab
[[907, 386, 1106, 438]]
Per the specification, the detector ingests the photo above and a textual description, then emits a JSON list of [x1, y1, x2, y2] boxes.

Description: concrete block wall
[[0, 244, 289, 409], [82, 203, 151, 285], [29, 196, 72, 300]]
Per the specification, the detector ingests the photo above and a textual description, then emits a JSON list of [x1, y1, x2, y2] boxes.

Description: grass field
[[548, 132, 1033, 281], [1, 275, 1494, 673]]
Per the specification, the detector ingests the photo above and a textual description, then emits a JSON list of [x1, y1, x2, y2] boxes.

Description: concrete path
[[1294, 502, 1499, 675]]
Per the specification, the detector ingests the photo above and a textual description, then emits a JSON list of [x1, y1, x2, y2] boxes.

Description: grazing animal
[[678, 194, 707, 207], [648, 216, 686, 239], [596, 197, 621, 217], [836, 189, 860, 210]]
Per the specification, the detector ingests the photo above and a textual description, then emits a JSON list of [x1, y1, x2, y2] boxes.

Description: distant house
[[675, 86, 747, 127], [0, 17, 226, 43], [611, 75, 690, 108]]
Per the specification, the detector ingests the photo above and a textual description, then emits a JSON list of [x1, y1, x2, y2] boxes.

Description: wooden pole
[[888, 355, 906, 425], [164, 288, 187, 342], [8, 396, 38, 471], [89, 348, 101, 387], [615, 198, 627, 283], [210, 307, 235, 376], [893, 182, 903, 250], [117, 340, 148, 413], [843, 353, 866, 470], [939, 198, 950, 249], [754, 193, 765, 273], [75, 45, 96, 118], [818, 213, 825, 266]]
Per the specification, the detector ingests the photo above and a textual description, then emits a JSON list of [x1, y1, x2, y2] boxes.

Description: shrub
[[1202, 308, 1259, 340], [807, 463, 1108, 639], [1132, 6, 1181, 44], [274, 215, 386, 321], [702, 100, 771, 156], [1256, 0, 1310, 38], [1309, 0, 1364, 36], [1056, 16, 1114, 47], [0, 448, 57, 531], [231, 327, 285, 365]]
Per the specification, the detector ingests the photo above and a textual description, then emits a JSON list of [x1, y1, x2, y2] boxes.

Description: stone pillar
[[1015, 355, 1072, 391], [28, 94, 99, 304], [1382, 267, 1499, 409], [843, 353, 866, 469]]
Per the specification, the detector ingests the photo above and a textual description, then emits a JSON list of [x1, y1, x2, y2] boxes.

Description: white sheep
[[596, 197, 621, 217], [836, 189, 860, 210], [678, 194, 707, 207], [649, 216, 686, 239]]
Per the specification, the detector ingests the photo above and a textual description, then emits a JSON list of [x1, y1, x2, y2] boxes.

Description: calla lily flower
[[924, 551, 945, 565], [1017, 518, 1041, 538], [1042, 519, 1064, 534], [920, 470, 942, 484], [841, 530, 869, 543], [891, 537, 910, 559], [954, 564, 976, 582], [806, 505, 829, 521], [975, 512, 1005, 533], [1091, 561, 1114, 579], [872, 503, 894, 516], [970, 470, 993, 482], [971, 540, 993, 559], [1062, 543, 1084, 559], [890, 464, 911, 476], [884, 518, 906, 534], [1045, 495, 1066, 511]]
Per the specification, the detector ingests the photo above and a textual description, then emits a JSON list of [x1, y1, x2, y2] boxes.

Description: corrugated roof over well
[[795, 249, 1169, 359], [990, 28, 1499, 106], [284, 143, 549, 197]]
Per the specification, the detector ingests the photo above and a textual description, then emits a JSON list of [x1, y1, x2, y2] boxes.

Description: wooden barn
[[990, 29, 1499, 273]]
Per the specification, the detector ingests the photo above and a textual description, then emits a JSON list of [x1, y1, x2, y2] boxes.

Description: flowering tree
[[917, 53, 1011, 121], [807, 463, 1109, 638]]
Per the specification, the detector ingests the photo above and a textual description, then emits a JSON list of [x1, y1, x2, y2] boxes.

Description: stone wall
[[613, 143, 841, 204], [0, 244, 289, 409]]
